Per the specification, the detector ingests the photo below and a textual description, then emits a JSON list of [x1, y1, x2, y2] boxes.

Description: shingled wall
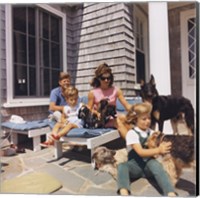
[[65, 3, 137, 97]]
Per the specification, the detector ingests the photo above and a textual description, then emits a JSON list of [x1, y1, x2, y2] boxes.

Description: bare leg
[[52, 122, 63, 135], [57, 123, 78, 137], [47, 122, 63, 143]]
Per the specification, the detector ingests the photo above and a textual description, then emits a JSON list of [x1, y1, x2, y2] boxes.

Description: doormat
[[1, 172, 62, 194]]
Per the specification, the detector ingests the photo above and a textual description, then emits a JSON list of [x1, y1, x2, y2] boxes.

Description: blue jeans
[[117, 158, 174, 196]]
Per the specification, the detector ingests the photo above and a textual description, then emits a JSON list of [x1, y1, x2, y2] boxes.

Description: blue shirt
[[50, 87, 67, 106]]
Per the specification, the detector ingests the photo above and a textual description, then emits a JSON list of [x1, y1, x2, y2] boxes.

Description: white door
[[180, 9, 196, 111]]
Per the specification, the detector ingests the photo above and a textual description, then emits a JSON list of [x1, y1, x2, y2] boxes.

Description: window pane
[[52, 70, 60, 88], [51, 43, 60, 68], [42, 12, 49, 39], [29, 67, 36, 95], [13, 7, 26, 33], [43, 69, 50, 96], [13, 33, 27, 64], [14, 65, 27, 96], [29, 37, 36, 65], [28, 7, 35, 35], [42, 40, 49, 67], [187, 17, 196, 79], [51, 16, 59, 42]]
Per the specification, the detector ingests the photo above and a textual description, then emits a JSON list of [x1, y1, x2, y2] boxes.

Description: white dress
[[63, 102, 83, 128]]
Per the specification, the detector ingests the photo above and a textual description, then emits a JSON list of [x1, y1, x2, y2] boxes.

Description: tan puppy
[[92, 146, 128, 180]]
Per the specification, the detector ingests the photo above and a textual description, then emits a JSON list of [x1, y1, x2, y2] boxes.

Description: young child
[[41, 86, 83, 147], [117, 102, 177, 196]]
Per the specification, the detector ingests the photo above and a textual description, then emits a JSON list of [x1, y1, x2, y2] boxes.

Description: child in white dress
[[41, 86, 83, 147]]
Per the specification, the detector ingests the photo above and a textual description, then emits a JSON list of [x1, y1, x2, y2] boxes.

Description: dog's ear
[[150, 75, 156, 85]]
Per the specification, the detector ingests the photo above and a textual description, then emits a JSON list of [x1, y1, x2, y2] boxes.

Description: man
[[49, 72, 71, 114]]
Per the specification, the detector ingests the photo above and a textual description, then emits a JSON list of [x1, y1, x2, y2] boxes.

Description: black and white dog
[[140, 75, 194, 135], [78, 105, 101, 128], [78, 99, 117, 129]]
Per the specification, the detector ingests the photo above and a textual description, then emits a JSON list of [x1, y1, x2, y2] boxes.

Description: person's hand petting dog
[[158, 141, 172, 154]]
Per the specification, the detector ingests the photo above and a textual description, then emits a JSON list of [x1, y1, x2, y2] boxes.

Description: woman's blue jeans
[[117, 158, 174, 196]]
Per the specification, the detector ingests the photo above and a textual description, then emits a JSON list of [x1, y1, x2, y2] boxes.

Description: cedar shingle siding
[[0, 3, 136, 121], [65, 3, 136, 97], [1, 5, 6, 103]]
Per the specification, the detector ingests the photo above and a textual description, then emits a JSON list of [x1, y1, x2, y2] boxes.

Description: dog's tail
[[181, 98, 195, 134]]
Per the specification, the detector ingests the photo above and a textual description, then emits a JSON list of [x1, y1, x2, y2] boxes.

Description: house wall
[[65, 3, 136, 97], [1, 5, 6, 104], [1, 3, 137, 122], [168, 3, 195, 96]]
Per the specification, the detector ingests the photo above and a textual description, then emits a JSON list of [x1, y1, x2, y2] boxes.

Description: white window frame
[[180, 9, 196, 86], [4, 4, 66, 107], [134, 5, 149, 81]]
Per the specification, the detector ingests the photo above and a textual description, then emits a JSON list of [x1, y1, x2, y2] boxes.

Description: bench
[[54, 128, 120, 159], [54, 97, 142, 160], [1, 119, 51, 152]]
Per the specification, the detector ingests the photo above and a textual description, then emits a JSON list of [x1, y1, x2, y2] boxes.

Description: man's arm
[[49, 102, 64, 112]]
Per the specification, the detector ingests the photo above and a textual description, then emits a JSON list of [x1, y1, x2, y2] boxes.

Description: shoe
[[40, 141, 54, 147], [49, 134, 60, 141]]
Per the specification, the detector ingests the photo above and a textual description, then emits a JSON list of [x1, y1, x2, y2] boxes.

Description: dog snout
[[78, 111, 85, 119]]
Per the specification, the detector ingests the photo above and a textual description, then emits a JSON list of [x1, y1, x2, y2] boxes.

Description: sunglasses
[[100, 76, 111, 81]]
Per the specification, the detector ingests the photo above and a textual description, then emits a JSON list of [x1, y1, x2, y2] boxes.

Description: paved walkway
[[1, 140, 197, 197]]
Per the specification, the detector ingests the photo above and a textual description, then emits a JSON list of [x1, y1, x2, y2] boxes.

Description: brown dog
[[146, 131, 195, 186], [92, 146, 128, 180]]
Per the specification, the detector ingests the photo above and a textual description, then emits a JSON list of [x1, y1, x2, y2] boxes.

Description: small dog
[[140, 75, 194, 134], [78, 99, 117, 129], [78, 105, 101, 128], [97, 99, 117, 126], [92, 146, 128, 180], [146, 131, 195, 186]]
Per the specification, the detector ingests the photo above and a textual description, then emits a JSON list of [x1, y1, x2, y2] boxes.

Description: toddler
[[41, 86, 83, 147]]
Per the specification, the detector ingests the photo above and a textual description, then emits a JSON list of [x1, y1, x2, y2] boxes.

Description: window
[[135, 16, 144, 51], [134, 6, 148, 83], [13, 5, 63, 98], [187, 17, 196, 79]]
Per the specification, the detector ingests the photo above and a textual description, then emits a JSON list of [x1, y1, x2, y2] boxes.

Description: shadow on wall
[[65, 4, 84, 86]]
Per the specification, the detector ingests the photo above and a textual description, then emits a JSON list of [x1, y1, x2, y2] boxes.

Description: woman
[[87, 63, 132, 138]]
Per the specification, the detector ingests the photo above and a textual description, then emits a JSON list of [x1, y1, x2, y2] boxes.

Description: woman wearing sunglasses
[[87, 63, 132, 138]]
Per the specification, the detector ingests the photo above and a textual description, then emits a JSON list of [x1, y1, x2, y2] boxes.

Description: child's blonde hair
[[64, 86, 78, 98], [126, 102, 152, 124]]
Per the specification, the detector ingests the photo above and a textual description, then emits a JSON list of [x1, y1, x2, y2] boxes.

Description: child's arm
[[132, 141, 172, 158]]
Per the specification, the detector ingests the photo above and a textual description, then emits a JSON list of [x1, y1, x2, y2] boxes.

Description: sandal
[[49, 134, 60, 141]]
